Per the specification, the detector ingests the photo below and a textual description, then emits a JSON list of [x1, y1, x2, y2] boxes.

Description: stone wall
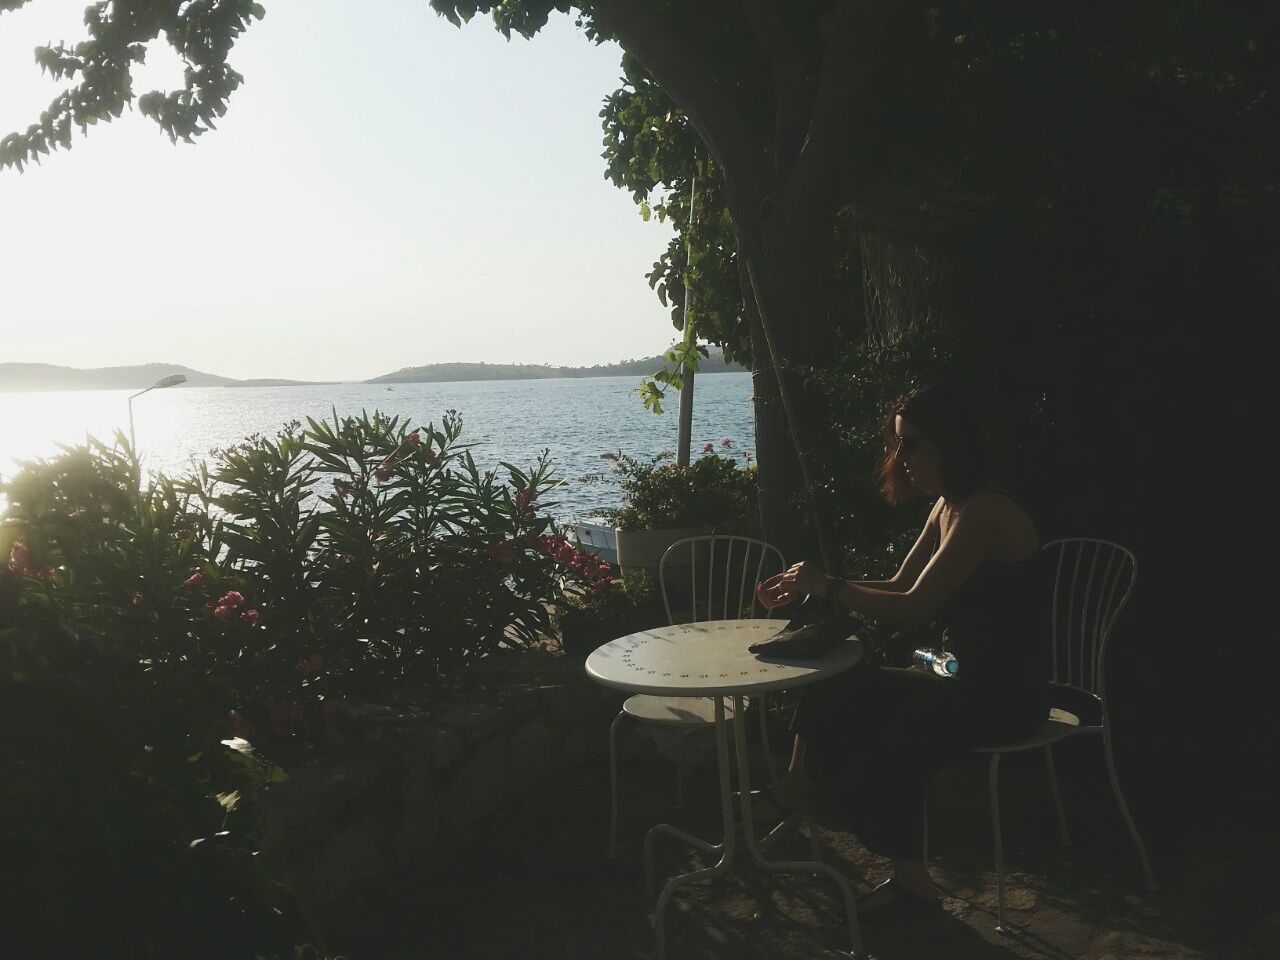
[[260, 649, 621, 923]]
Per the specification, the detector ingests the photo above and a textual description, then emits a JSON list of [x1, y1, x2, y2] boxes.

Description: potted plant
[[597, 442, 758, 575]]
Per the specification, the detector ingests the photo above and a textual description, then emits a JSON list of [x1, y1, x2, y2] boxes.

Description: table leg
[[651, 697, 738, 960], [732, 695, 865, 959]]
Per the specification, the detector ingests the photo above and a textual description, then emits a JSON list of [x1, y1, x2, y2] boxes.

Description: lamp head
[[154, 374, 187, 389]]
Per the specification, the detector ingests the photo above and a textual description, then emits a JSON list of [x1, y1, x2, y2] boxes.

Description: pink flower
[[487, 540, 516, 564], [8, 541, 31, 575], [374, 466, 392, 483], [514, 486, 538, 511], [554, 543, 577, 566], [334, 482, 351, 499], [242, 608, 260, 627], [592, 576, 613, 595], [219, 590, 245, 610], [721, 438, 732, 448], [422, 449, 441, 468], [211, 604, 234, 621], [703, 442, 715, 453], [344, 554, 356, 565], [132, 593, 143, 606], [407, 430, 423, 446], [184, 571, 205, 589], [36, 567, 56, 581]]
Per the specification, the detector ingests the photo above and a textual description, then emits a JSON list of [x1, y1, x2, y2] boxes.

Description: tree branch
[[590, 0, 769, 203]]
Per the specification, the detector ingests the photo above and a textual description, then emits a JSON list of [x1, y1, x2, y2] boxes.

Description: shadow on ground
[[339, 726, 1273, 960]]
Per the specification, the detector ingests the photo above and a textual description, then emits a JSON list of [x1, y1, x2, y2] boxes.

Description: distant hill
[[368, 349, 748, 385], [0, 350, 748, 391], [0, 363, 325, 392]]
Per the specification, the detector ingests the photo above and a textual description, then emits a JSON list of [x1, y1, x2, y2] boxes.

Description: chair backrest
[[658, 535, 786, 625], [1042, 538, 1137, 698]]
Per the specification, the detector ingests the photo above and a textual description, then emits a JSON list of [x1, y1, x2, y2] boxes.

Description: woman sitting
[[754, 383, 1049, 915]]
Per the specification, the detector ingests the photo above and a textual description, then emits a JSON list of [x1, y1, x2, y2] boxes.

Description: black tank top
[[934, 493, 1051, 694]]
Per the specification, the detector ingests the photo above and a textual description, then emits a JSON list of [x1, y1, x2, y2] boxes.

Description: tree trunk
[[738, 193, 850, 570], [744, 267, 809, 566]]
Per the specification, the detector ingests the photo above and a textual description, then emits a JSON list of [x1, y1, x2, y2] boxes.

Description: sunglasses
[[896, 434, 925, 456]]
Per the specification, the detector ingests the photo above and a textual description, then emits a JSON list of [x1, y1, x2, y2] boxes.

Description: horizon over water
[[0, 374, 756, 524]]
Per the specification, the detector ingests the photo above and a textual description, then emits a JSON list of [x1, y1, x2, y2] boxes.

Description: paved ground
[[342, 730, 1273, 960]]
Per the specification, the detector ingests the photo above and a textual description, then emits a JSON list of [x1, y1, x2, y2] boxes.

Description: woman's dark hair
[[879, 383, 992, 505]]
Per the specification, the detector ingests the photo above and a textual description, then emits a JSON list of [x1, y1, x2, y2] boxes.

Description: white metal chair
[[923, 537, 1156, 931], [607, 535, 786, 859]]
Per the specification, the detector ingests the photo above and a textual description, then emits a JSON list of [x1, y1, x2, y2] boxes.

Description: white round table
[[585, 619, 868, 959]]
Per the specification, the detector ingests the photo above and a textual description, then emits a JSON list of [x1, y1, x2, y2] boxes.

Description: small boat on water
[[572, 522, 618, 565]]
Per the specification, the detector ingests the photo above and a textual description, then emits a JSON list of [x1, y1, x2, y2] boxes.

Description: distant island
[[0, 350, 748, 392], [0, 362, 328, 392], [367, 349, 747, 384]]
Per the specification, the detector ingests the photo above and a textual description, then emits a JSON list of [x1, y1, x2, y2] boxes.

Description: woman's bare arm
[[757, 499, 943, 608], [765, 497, 997, 625], [853, 498, 944, 592]]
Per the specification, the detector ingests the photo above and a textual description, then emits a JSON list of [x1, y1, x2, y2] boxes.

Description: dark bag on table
[[747, 595, 859, 660]]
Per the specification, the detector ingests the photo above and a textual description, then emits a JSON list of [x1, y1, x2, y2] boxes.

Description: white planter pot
[[613, 526, 705, 575]]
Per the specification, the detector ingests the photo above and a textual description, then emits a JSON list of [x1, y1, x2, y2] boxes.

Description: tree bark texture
[[592, 0, 887, 572]]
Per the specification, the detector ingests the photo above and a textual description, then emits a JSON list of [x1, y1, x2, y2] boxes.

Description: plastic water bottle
[[913, 648, 959, 677]]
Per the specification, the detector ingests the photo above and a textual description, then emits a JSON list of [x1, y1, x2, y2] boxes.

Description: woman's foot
[[889, 860, 941, 903], [855, 877, 942, 917], [741, 769, 815, 823]]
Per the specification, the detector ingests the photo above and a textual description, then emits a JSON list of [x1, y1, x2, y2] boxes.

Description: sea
[[0, 373, 756, 525]]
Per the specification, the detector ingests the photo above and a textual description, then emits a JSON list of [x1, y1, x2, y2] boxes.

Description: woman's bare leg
[[888, 858, 940, 901], [749, 736, 813, 817]]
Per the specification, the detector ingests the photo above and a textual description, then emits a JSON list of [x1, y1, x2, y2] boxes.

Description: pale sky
[[0, 0, 681, 381]]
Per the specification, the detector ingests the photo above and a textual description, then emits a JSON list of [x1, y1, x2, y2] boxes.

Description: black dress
[[793, 545, 1050, 860]]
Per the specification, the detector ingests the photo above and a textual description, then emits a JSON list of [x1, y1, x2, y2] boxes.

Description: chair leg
[[1103, 726, 1157, 890], [1043, 744, 1071, 847], [757, 698, 779, 784], [608, 711, 625, 860], [922, 794, 929, 865], [675, 746, 685, 810], [988, 753, 1009, 932], [807, 816, 823, 862]]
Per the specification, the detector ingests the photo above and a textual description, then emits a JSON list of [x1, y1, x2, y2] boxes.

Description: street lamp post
[[128, 373, 187, 450], [675, 172, 697, 467]]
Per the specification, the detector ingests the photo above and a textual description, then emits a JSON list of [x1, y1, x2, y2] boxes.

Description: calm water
[[0, 374, 756, 524]]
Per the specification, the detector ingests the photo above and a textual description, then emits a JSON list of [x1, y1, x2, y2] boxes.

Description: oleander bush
[[0, 411, 587, 746], [552, 569, 664, 657], [0, 409, 601, 956], [0, 572, 313, 958]]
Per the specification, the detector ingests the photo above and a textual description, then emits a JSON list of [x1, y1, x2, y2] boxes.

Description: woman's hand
[[756, 572, 795, 610], [757, 562, 828, 610]]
